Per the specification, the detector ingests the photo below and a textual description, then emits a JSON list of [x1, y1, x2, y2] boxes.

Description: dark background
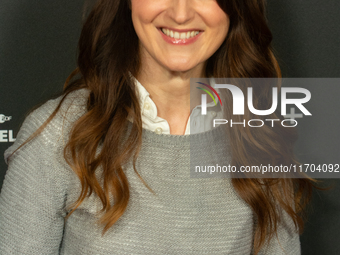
[[0, 0, 339, 254]]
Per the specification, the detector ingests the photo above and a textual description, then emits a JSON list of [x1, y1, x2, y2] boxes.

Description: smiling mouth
[[161, 28, 201, 39]]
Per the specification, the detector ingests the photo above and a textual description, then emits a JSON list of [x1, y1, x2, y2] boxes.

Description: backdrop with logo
[[0, 0, 339, 254]]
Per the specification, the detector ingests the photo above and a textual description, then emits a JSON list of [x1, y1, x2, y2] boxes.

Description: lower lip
[[159, 29, 202, 45]]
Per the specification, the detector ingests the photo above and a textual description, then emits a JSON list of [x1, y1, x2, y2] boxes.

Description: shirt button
[[155, 127, 163, 134], [144, 102, 151, 110], [210, 111, 217, 117]]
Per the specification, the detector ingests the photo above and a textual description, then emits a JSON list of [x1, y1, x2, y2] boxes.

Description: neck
[[136, 52, 206, 135]]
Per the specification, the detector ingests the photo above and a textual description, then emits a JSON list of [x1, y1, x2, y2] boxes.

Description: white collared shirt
[[133, 77, 223, 135]]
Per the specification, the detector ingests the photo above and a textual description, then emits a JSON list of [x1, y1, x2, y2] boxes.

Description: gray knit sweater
[[0, 89, 300, 254]]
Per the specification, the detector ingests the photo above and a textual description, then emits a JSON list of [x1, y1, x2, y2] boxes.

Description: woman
[[0, 0, 316, 254]]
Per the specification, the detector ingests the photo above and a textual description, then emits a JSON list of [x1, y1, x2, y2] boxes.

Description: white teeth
[[161, 28, 200, 39]]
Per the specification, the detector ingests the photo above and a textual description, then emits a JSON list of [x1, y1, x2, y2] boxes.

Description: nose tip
[[168, 0, 195, 25]]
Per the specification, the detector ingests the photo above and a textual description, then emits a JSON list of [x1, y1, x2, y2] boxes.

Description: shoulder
[[4, 88, 90, 162], [0, 90, 91, 251]]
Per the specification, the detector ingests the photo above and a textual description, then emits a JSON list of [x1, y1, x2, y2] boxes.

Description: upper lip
[[159, 27, 203, 32]]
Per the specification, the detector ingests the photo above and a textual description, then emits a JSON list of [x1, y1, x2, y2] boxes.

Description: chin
[[164, 60, 201, 74]]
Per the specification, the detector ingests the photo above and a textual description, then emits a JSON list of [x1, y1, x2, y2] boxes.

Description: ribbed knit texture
[[0, 89, 301, 254]]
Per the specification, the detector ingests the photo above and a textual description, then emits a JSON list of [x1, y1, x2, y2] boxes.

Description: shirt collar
[[132, 75, 223, 122], [133, 76, 159, 120]]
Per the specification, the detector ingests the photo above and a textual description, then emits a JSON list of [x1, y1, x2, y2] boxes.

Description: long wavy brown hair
[[12, 0, 319, 254]]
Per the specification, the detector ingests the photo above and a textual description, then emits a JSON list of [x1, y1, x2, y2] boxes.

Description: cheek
[[213, 14, 229, 34], [131, 2, 147, 25], [211, 17, 230, 46], [201, 4, 230, 35], [217, 16, 230, 41], [131, 0, 164, 24]]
